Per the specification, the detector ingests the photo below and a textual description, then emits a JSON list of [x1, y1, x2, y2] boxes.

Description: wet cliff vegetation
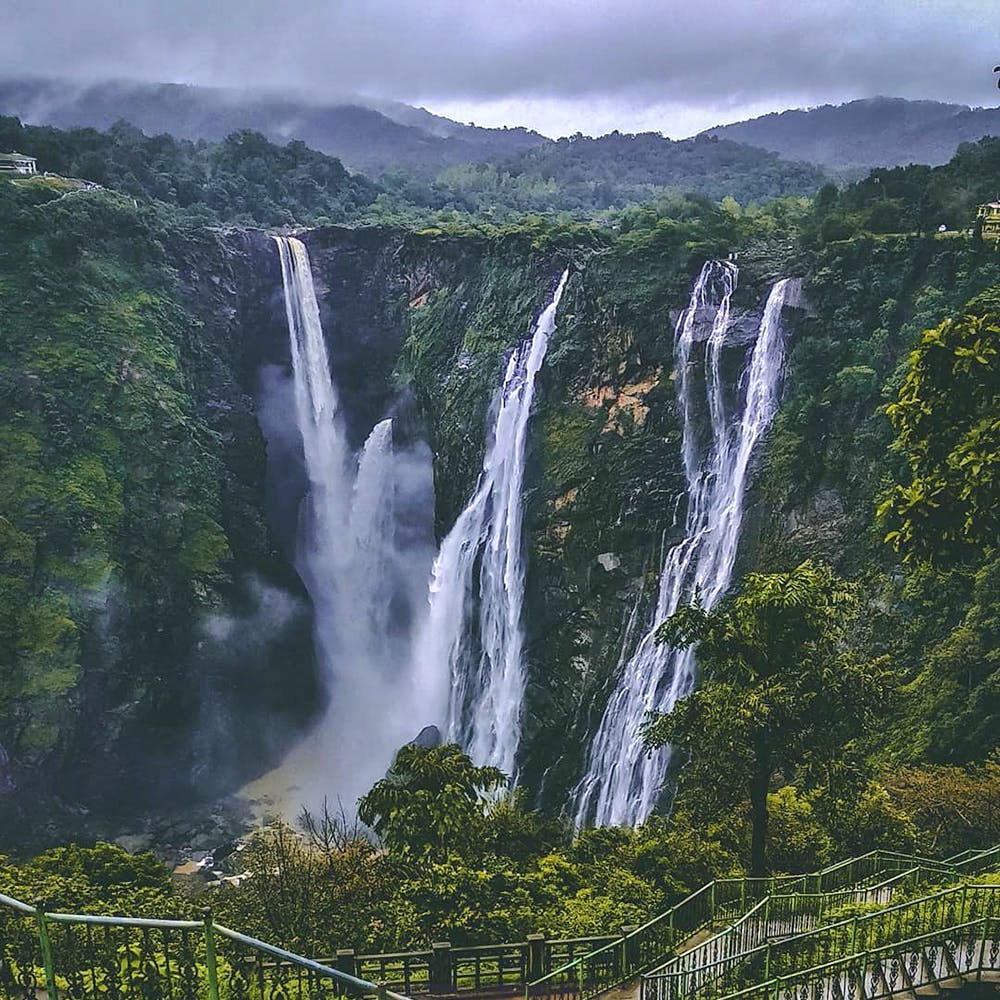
[[0, 123, 998, 944], [0, 180, 325, 831]]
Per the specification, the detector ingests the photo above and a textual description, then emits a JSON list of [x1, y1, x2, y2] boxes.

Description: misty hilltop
[[0, 77, 829, 211], [702, 97, 1000, 172], [0, 77, 548, 178]]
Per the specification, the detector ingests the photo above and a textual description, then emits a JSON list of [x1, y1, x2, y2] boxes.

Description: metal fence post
[[622, 926, 639, 974], [527, 934, 546, 982], [430, 941, 451, 994], [34, 899, 58, 1000], [203, 908, 220, 1000], [336, 949, 358, 980]]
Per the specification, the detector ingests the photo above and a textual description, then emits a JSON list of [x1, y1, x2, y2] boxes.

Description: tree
[[880, 758, 1000, 855], [358, 743, 505, 857], [643, 561, 891, 875], [879, 299, 1000, 565], [215, 803, 389, 954]]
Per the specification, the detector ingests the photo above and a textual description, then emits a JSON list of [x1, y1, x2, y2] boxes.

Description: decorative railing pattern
[[641, 883, 1000, 1000], [711, 916, 1000, 1000], [3, 845, 997, 1000], [324, 935, 618, 996], [638, 847, 1000, 1000], [0, 892, 411, 1000], [528, 845, 1000, 1000]]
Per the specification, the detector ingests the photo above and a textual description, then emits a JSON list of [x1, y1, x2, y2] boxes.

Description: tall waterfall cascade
[[574, 264, 801, 827], [414, 270, 570, 778], [256, 236, 433, 812]]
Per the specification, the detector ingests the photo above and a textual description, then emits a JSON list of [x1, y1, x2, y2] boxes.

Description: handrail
[[711, 915, 1000, 1000], [3, 842, 997, 1000], [214, 923, 403, 996], [641, 882, 1000, 1000], [641, 848, 989, 992], [0, 890, 411, 1000], [528, 843, 1000, 1000], [0, 893, 37, 916]]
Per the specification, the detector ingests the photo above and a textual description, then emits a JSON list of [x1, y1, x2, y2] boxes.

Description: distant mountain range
[[703, 97, 1000, 172], [0, 78, 547, 178], [2, 79, 998, 203]]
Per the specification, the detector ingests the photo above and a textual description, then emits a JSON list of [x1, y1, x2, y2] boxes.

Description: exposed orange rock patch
[[551, 523, 571, 543], [409, 291, 430, 308], [554, 487, 579, 511], [580, 370, 662, 433]]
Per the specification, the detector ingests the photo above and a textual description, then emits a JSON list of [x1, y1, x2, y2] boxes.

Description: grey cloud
[[2, 0, 998, 115]]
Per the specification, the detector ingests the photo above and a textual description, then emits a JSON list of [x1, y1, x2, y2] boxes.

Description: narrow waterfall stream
[[275, 235, 352, 660], [575, 265, 800, 827], [414, 271, 570, 778]]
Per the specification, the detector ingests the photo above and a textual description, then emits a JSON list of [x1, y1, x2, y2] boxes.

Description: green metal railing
[[0, 892, 412, 1000], [642, 882, 1000, 1000], [638, 845, 1000, 1000], [526, 845, 1000, 1000], [4, 844, 997, 1000], [640, 843, 1000, 1000], [713, 916, 1000, 1000], [524, 876, 804, 1000], [321, 934, 619, 995]]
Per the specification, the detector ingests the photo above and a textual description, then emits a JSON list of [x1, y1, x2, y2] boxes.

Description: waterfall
[[275, 235, 352, 635], [574, 265, 800, 827], [257, 236, 433, 812], [415, 270, 570, 778], [349, 418, 397, 666]]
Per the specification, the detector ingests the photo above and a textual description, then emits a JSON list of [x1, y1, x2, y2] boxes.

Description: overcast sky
[[3, 0, 998, 137]]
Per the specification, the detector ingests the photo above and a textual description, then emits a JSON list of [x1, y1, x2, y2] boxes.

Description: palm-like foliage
[[879, 304, 1000, 565], [645, 561, 892, 875]]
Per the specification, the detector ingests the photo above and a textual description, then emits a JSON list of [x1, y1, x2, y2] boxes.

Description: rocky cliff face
[[0, 223, 322, 846], [0, 211, 809, 841], [6, 199, 996, 844]]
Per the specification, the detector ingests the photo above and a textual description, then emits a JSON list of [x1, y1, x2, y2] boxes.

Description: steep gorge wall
[[0, 204, 806, 839], [6, 187, 996, 843], [382, 232, 794, 806], [0, 204, 328, 846]]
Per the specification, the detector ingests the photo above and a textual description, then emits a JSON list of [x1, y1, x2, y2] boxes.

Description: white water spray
[[252, 237, 432, 813], [574, 264, 800, 827], [415, 271, 570, 777]]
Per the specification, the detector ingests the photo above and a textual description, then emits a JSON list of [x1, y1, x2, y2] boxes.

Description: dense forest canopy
[[0, 114, 828, 225], [705, 96, 1000, 172], [0, 116, 381, 226]]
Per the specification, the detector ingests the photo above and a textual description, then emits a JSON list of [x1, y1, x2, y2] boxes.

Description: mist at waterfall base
[[574, 265, 801, 828], [246, 237, 435, 816], [413, 271, 570, 779]]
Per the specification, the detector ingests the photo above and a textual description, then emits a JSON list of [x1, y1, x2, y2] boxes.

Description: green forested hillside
[[0, 115, 381, 226], [0, 119, 997, 958], [0, 76, 548, 178], [395, 132, 826, 215], [0, 114, 827, 226], [705, 97, 1000, 171], [814, 136, 1000, 237]]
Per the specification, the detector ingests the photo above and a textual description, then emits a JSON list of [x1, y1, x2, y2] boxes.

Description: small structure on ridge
[[0, 152, 37, 175], [976, 201, 1000, 238]]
